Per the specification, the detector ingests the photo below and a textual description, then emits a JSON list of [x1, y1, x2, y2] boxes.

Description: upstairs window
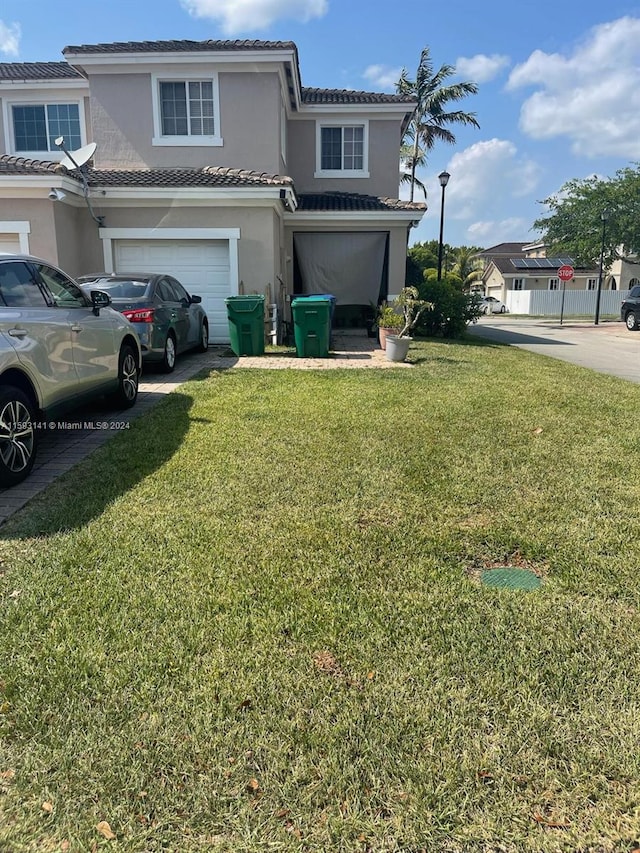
[[586, 278, 597, 290], [152, 74, 222, 147], [548, 278, 560, 290], [11, 103, 81, 154], [315, 122, 369, 178], [513, 278, 525, 291], [160, 81, 215, 136]]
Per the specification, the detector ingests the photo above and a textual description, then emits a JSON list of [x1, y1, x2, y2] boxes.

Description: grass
[[1, 336, 640, 852]]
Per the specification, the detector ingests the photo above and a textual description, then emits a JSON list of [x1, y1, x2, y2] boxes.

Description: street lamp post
[[437, 170, 450, 281], [594, 209, 608, 326]]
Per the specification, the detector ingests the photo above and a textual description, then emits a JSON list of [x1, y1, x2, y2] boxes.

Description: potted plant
[[385, 286, 432, 362], [376, 302, 404, 350]]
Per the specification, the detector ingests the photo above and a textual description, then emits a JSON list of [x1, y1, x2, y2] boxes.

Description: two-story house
[[0, 39, 425, 342]]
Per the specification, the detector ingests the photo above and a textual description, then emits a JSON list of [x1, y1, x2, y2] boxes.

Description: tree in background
[[450, 245, 484, 288], [407, 241, 483, 289], [534, 166, 640, 268], [405, 241, 484, 337], [396, 47, 480, 202]]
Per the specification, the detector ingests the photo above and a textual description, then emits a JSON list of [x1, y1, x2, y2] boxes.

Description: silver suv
[[0, 255, 141, 487]]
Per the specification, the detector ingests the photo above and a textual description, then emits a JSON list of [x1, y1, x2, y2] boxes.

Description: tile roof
[[0, 154, 63, 175], [479, 242, 528, 256], [297, 192, 426, 212], [0, 157, 293, 188], [301, 87, 414, 105], [0, 62, 84, 81], [84, 166, 294, 188], [63, 39, 297, 55], [491, 256, 598, 275]]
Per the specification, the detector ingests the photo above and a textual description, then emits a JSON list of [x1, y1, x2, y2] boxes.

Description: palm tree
[[450, 245, 484, 289], [399, 143, 427, 199], [396, 47, 480, 202]]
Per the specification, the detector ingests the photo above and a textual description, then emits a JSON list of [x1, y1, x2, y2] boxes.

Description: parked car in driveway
[[0, 255, 141, 487], [77, 273, 209, 372], [621, 284, 640, 330], [480, 296, 507, 314]]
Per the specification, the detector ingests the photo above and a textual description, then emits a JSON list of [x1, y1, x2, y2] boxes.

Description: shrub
[[413, 274, 482, 338]]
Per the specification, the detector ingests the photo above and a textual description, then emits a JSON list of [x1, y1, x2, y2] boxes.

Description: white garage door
[[115, 239, 231, 342], [0, 235, 21, 253]]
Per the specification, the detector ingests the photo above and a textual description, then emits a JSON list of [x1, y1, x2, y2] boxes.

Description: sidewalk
[[0, 332, 407, 525]]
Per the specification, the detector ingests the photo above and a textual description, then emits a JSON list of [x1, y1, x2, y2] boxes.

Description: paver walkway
[[0, 332, 406, 525]]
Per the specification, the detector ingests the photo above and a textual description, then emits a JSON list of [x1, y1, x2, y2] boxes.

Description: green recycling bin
[[291, 296, 331, 358], [225, 295, 265, 356]]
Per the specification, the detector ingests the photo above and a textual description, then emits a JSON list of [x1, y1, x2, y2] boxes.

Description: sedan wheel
[[197, 320, 209, 353], [625, 311, 639, 331], [500, 305, 506, 313], [0, 387, 37, 487], [162, 333, 177, 373]]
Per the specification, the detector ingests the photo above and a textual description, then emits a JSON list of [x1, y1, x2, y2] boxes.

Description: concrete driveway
[[467, 317, 640, 384]]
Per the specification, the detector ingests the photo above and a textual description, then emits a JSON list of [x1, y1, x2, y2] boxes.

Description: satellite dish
[[56, 139, 97, 171]]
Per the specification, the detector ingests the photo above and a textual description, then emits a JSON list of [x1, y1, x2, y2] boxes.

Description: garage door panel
[[114, 239, 231, 343]]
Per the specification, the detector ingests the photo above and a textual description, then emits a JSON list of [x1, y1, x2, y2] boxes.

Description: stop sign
[[558, 265, 574, 281]]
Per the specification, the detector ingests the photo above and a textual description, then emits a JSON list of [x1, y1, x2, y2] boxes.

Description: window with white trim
[[513, 278, 525, 291], [152, 74, 222, 146], [586, 278, 597, 290], [548, 278, 560, 290], [11, 103, 81, 153], [315, 122, 369, 177]]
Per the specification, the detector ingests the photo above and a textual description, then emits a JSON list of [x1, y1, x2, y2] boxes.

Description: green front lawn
[[1, 338, 640, 852]]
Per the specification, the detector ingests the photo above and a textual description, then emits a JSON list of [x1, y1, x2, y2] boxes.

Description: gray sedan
[[78, 273, 209, 372]]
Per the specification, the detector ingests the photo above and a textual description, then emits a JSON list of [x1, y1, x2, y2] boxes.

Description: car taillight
[[122, 308, 155, 323]]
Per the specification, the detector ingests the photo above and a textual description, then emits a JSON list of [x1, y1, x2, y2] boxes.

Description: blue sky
[[2, 0, 640, 249]]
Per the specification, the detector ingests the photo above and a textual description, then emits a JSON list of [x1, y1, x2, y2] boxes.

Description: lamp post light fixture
[[437, 170, 450, 281], [594, 208, 609, 326]]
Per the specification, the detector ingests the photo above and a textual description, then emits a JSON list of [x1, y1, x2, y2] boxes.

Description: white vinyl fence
[[506, 289, 629, 317]]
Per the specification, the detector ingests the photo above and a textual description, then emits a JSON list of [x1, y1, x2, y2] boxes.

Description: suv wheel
[[111, 344, 139, 409], [625, 311, 639, 331], [0, 387, 38, 487]]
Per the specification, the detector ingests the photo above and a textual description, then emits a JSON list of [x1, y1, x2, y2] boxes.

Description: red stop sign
[[558, 265, 574, 281]]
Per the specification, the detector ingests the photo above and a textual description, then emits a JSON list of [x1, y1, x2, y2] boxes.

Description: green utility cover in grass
[[481, 568, 541, 590]]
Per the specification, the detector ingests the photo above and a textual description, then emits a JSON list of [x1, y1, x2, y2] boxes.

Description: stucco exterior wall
[[93, 204, 280, 290], [88, 71, 282, 173], [286, 117, 402, 197]]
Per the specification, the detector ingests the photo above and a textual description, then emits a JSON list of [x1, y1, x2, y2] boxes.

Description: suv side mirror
[[91, 289, 112, 316], [190, 294, 202, 304]]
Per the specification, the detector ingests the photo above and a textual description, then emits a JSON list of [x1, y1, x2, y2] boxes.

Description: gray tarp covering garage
[[293, 232, 388, 304]]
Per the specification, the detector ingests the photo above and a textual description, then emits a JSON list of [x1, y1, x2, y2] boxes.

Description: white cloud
[[180, 0, 328, 34], [455, 53, 510, 83], [405, 139, 541, 247], [0, 21, 20, 56], [466, 218, 530, 245], [507, 16, 640, 157], [436, 138, 541, 220], [363, 64, 402, 92]]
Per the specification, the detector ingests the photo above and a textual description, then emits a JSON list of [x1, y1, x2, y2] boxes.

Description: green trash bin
[[225, 295, 265, 356], [291, 296, 331, 358]]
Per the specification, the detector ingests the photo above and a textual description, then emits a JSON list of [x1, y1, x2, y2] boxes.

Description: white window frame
[[314, 120, 369, 178], [151, 72, 222, 147], [548, 278, 560, 290], [512, 278, 525, 291], [0, 221, 30, 253], [586, 278, 598, 290], [2, 95, 87, 159]]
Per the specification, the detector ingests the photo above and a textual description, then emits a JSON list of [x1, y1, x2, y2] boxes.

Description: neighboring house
[[0, 40, 425, 342]]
